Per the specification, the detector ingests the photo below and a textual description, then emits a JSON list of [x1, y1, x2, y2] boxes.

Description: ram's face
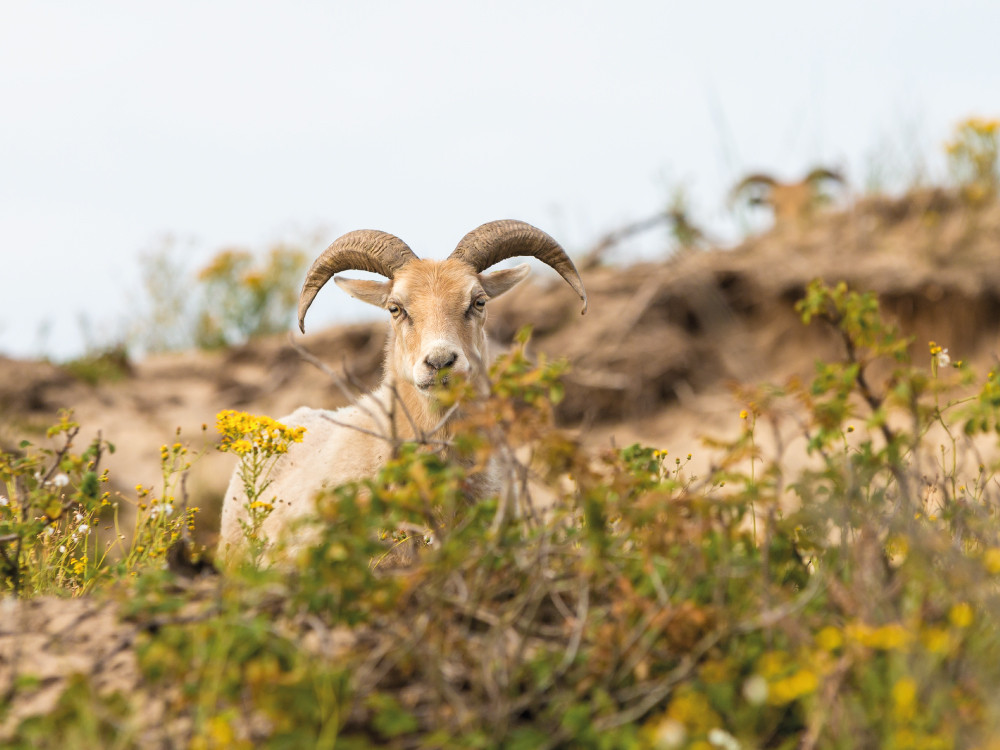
[[335, 258, 529, 392], [384, 259, 488, 390]]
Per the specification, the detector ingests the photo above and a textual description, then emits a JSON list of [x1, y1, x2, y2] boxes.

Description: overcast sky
[[3, 1, 998, 359]]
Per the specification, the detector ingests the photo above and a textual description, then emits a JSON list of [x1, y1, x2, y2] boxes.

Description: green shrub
[[193, 245, 308, 349], [946, 116, 1000, 206], [0, 413, 203, 595], [9, 282, 1000, 748], [62, 344, 132, 386], [131, 238, 310, 354]]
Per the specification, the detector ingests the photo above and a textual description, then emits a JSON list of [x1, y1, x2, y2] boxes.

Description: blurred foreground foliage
[[6, 282, 1000, 748]]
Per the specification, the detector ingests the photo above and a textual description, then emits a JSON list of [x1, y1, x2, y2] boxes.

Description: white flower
[[52, 473, 70, 488], [0, 496, 8, 506], [78, 524, 90, 535], [43, 526, 55, 537], [58, 545, 66, 554], [708, 727, 741, 750], [937, 348, 950, 368], [742, 674, 769, 705], [651, 718, 686, 749], [74, 511, 84, 522], [150, 503, 175, 518]]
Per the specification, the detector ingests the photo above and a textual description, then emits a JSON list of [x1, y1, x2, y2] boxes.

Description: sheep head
[[731, 168, 845, 224], [297, 220, 587, 392]]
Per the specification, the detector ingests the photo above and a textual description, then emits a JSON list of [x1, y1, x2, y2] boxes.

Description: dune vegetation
[[1, 118, 1000, 748]]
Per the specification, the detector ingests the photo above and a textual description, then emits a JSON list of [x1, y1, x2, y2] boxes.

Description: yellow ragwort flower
[[949, 602, 974, 628], [815, 626, 843, 652], [983, 548, 1000, 575], [768, 669, 818, 705]]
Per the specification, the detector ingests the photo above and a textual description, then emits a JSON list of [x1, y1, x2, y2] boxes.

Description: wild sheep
[[217, 219, 587, 560], [731, 167, 844, 226]]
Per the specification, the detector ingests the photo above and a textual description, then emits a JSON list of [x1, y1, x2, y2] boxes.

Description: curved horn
[[731, 172, 778, 196], [298, 229, 418, 332], [803, 167, 845, 186], [733, 173, 778, 190], [449, 220, 588, 314]]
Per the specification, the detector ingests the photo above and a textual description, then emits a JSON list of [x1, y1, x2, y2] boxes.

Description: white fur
[[216, 260, 528, 563], [217, 393, 397, 561]]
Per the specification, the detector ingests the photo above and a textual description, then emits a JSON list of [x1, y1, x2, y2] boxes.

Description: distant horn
[[449, 220, 588, 314], [298, 230, 418, 332], [803, 167, 845, 186]]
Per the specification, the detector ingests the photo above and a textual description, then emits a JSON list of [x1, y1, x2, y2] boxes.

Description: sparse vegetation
[[4, 117, 1000, 747], [0, 412, 202, 596], [5, 282, 1000, 747], [946, 117, 1000, 206], [62, 344, 132, 386], [130, 237, 310, 354], [194, 245, 309, 349]]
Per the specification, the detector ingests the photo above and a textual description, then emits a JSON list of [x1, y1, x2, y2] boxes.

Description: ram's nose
[[424, 348, 459, 372]]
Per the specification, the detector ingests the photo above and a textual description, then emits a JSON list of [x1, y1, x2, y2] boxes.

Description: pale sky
[[3, 1, 998, 359]]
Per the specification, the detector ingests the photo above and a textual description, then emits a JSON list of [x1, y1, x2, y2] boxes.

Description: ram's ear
[[334, 277, 390, 308], [480, 263, 530, 299]]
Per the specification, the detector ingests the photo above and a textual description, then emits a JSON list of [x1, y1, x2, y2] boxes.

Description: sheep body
[[218, 400, 386, 557], [216, 222, 585, 562]]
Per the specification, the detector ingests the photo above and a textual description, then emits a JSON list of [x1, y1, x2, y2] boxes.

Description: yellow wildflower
[[949, 602, 974, 628], [815, 626, 843, 652], [886, 535, 909, 562], [846, 622, 913, 651], [984, 547, 1000, 575], [757, 650, 790, 678], [921, 626, 952, 654], [768, 669, 818, 705], [666, 688, 721, 735], [229, 439, 253, 456], [891, 678, 917, 722]]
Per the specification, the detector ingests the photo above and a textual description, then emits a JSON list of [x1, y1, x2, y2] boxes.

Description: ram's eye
[[388, 303, 404, 318], [473, 297, 487, 312]]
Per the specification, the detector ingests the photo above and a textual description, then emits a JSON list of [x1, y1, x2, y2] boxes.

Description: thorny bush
[[7, 286, 1000, 748]]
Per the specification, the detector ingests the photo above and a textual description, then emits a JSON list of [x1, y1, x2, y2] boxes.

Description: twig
[[288, 335, 386, 431], [317, 414, 401, 446], [580, 211, 672, 270], [594, 626, 726, 731]]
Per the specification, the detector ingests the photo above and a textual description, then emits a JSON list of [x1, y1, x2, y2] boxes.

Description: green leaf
[[561, 703, 592, 735], [368, 693, 418, 739], [507, 727, 551, 750], [79, 471, 99, 500]]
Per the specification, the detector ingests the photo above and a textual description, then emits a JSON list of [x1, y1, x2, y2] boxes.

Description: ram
[[731, 167, 844, 227], [218, 220, 587, 560]]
